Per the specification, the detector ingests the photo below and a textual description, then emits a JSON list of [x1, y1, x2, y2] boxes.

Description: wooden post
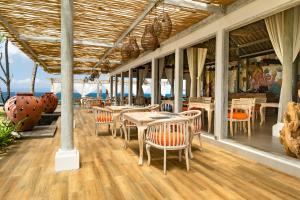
[[120, 72, 125, 105], [278, 9, 294, 123], [128, 69, 133, 105], [55, 0, 79, 172], [31, 62, 38, 95], [110, 76, 113, 99], [114, 75, 118, 105], [214, 29, 229, 139], [151, 58, 158, 105], [174, 48, 183, 113]]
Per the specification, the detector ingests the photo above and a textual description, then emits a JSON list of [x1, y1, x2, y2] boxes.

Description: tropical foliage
[[0, 119, 17, 151]]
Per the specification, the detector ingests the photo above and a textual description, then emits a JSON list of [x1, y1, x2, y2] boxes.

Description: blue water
[[0, 92, 153, 103]]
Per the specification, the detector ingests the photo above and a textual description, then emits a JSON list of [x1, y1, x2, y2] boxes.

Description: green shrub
[[0, 120, 17, 151]]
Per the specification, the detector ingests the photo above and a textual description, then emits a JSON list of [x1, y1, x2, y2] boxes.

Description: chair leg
[[189, 134, 194, 159], [163, 149, 167, 175], [198, 133, 202, 151], [95, 124, 98, 135], [185, 148, 190, 172], [230, 120, 233, 137], [120, 124, 123, 138], [179, 150, 182, 162], [146, 144, 151, 166], [248, 119, 251, 137], [128, 127, 131, 141], [243, 121, 247, 133], [123, 125, 128, 149]]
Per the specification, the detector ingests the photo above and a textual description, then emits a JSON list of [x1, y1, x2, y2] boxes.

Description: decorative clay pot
[[4, 93, 43, 131], [41, 92, 58, 113]]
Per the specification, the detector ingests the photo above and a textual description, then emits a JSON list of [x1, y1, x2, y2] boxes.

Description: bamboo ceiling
[[0, 0, 236, 74]]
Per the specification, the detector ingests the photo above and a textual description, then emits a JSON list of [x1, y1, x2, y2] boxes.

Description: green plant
[[0, 119, 17, 151]]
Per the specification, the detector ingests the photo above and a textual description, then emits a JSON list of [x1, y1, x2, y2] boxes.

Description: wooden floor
[[1, 109, 300, 200]]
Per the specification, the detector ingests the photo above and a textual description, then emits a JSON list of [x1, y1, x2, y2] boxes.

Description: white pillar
[[110, 76, 113, 98], [55, 0, 79, 172], [174, 48, 183, 113], [96, 80, 100, 98], [128, 69, 133, 105], [151, 58, 158, 105], [278, 9, 294, 122], [214, 29, 229, 139], [120, 73, 124, 105], [115, 75, 118, 105]]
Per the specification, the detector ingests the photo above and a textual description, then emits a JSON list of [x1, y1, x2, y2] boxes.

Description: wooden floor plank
[[0, 108, 300, 200]]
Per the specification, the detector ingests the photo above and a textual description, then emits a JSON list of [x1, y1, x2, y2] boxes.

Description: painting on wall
[[248, 64, 282, 96]]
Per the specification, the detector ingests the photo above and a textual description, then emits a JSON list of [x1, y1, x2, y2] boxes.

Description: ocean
[[0, 92, 154, 104]]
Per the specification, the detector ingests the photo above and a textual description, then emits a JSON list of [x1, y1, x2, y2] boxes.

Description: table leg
[[208, 110, 212, 134], [260, 106, 265, 126], [137, 125, 147, 165]]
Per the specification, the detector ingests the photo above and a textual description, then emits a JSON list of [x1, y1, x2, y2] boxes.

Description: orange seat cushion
[[182, 107, 188, 111], [189, 107, 202, 111], [97, 115, 112, 122], [150, 132, 185, 146], [227, 112, 248, 120]]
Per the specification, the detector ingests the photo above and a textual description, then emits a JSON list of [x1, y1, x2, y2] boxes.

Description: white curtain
[[265, 12, 284, 63], [74, 82, 85, 97], [165, 68, 174, 97], [158, 57, 165, 102], [265, 7, 300, 122], [83, 83, 98, 97], [137, 66, 148, 103], [187, 48, 197, 97], [197, 48, 207, 97], [183, 73, 191, 97], [293, 6, 300, 61], [51, 82, 61, 94]]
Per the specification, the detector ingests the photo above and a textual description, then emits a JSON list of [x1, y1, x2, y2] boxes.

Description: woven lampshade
[[129, 36, 140, 59], [159, 13, 172, 41], [141, 24, 159, 51], [121, 38, 132, 61], [101, 59, 110, 73], [153, 17, 162, 37]]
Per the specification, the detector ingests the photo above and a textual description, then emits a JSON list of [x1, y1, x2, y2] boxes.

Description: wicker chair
[[228, 98, 254, 137], [179, 110, 202, 158], [145, 118, 190, 174], [93, 107, 114, 136], [119, 107, 149, 148], [146, 104, 160, 112]]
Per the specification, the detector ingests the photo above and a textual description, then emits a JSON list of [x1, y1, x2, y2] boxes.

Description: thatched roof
[[0, 0, 236, 74]]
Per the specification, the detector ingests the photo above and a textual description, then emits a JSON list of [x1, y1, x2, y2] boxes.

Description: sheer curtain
[[51, 82, 61, 94], [197, 48, 207, 97], [158, 58, 165, 102], [137, 66, 148, 104], [74, 82, 85, 97], [165, 68, 174, 97], [265, 6, 300, 122], [187, 47, 197, 97]]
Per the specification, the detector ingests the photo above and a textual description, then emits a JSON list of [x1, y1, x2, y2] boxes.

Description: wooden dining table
[[123, 112, 187, 165], [105, 105, 139, 137]]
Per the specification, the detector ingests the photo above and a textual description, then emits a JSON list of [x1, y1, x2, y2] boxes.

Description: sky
[[0, 41, 87, 92]]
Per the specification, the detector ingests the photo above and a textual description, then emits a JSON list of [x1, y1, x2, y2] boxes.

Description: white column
[[151, 58, 158, 105], [278, 9, 294, 122], [55, 0, 79, 172], [128, 69, 133, 105], [114, 75, 118, 105], [214, 28, 229, 139], [174, 48, 183, 113], [110, 76, 113, 98], [96, 80, 100, 98], [120, 72, 124, 105]]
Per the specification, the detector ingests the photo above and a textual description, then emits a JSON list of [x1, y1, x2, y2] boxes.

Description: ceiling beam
[[164, 0, 224, 13], [238, 38, 270, 48], [38, 56, 121, 64], [20, 35, 118, 48], [48, 66, 103, 71], [239, 49, 274, 58], [0, 15, 50, 72], [94, 0, 160, 68]]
